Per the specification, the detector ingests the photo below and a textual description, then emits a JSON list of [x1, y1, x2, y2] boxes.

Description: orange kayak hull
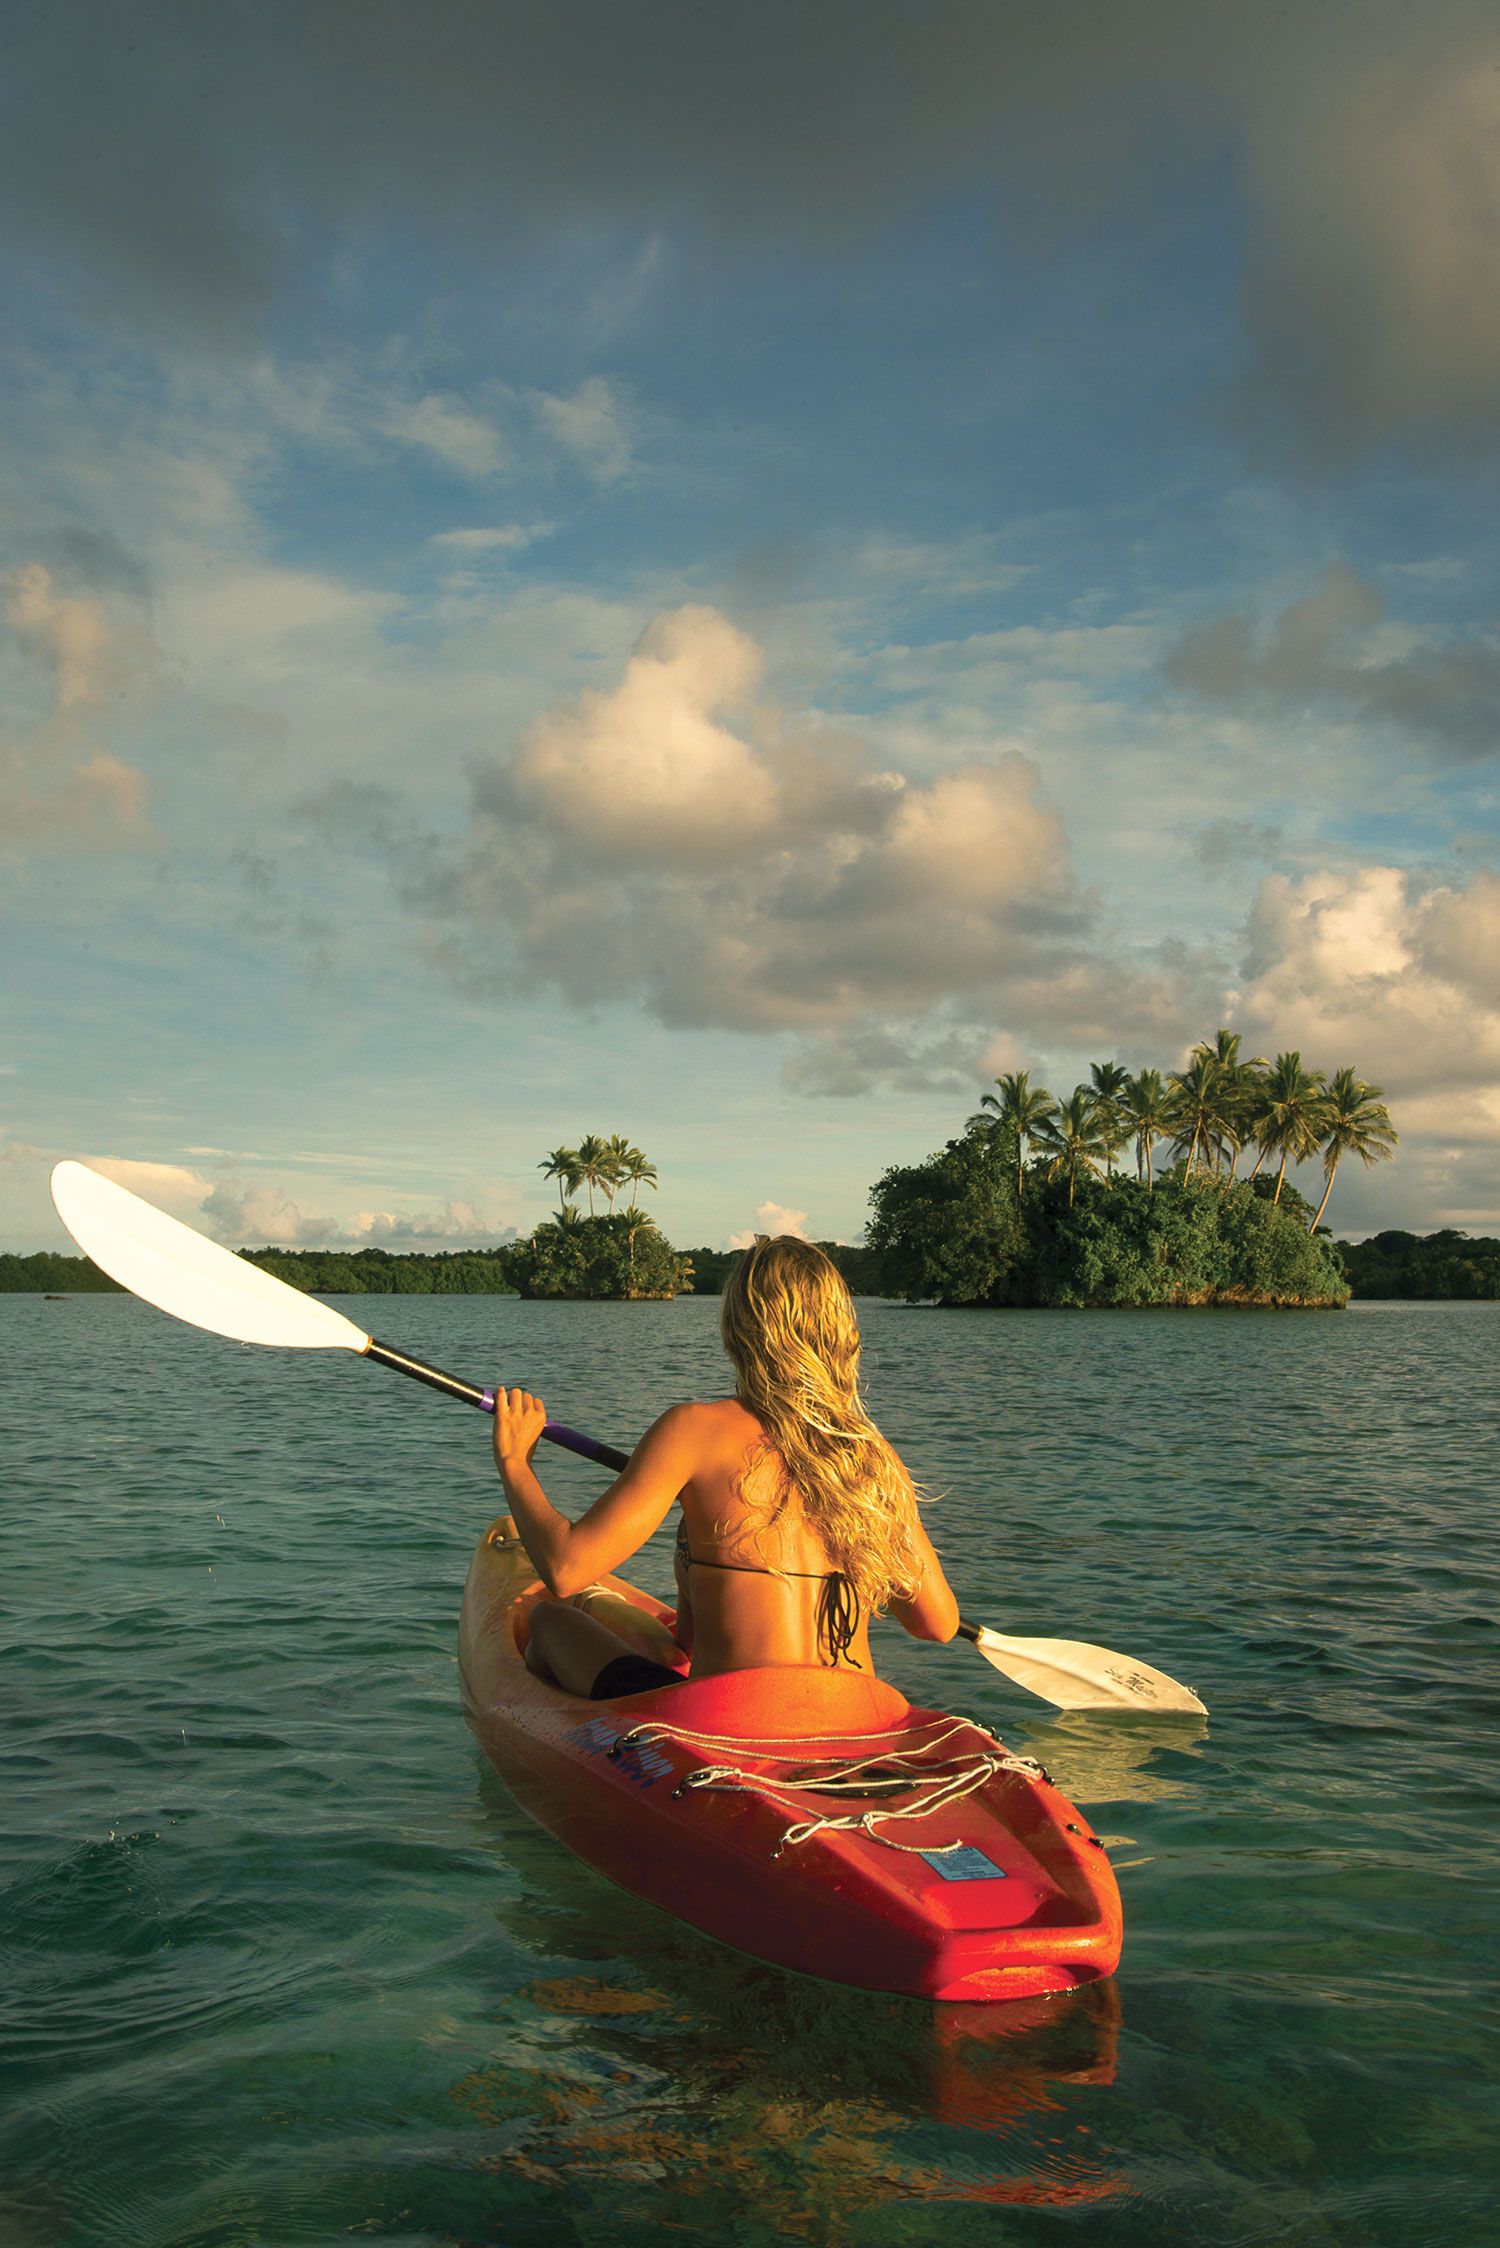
[[459, 1520, 1123, 2003]]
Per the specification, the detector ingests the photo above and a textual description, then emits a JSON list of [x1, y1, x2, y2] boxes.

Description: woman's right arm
[[494, 1394, 698, 1599], [886, 1513, 961, 1643]]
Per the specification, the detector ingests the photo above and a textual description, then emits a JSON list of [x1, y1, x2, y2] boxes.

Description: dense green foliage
[[868, 1131, 1349, 1306], [508, 1212, 692, 1299], [238, 1246, 519, 1293], [682, 1242, 881, 1295], [0, 1252, 123, 1293], [865, 1132, 1028, 1305], [11, 1224, 1497, 1306], [1337, 1229, 1500, 1299]]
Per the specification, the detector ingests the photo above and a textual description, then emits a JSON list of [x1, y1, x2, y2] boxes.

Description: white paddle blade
[[49, 1160, 370, 1353], [972, 1626, 1207, 1715]]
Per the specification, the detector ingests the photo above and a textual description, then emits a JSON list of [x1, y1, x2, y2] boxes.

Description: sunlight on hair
[[719, 1236, 924, 1615]]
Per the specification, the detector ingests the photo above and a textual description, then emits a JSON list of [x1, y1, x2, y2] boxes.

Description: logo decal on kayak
[[572, 1719, 673, 1788], [920, 1845, 1008, 1882]]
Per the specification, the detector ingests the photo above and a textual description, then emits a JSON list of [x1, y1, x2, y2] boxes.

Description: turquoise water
[[2, 1293, 1496, 2247]]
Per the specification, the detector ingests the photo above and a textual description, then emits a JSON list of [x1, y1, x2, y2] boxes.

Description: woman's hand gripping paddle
[[49, 1159, 1206, 1714]]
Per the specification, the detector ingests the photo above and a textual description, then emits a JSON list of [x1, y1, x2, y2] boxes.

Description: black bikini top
[[674, 1516, 862, 1666]]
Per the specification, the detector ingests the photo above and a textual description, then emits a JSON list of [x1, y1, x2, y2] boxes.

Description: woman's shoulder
[[656, 1395, 760, 1443], [647, 1393, 764, 1447], [645, 1397, 764, 1485]]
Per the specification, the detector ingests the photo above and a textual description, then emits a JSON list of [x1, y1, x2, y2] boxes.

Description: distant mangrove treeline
[[9, 1229, 1500, 1302], [1338, 1230, 1500, 1300], [242, 1246, 520, 1293], [0, 1238, 878, 1297], [1, 1251, 126, 1294]]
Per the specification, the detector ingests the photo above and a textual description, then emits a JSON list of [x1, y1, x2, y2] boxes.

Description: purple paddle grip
[[479, 1391, 630, 1473], [546, 1420, 631, 1471]]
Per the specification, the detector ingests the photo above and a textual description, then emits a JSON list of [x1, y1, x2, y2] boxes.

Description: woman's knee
[[524, 1598, 625, 1696], [525, 1599, 570, 1668]]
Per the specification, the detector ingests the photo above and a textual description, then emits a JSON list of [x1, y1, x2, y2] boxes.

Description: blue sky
[[4, 2, 1500, 1253]]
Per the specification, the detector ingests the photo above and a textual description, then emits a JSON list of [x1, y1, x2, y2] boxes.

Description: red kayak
[[459, 1519, 1123, 2003]]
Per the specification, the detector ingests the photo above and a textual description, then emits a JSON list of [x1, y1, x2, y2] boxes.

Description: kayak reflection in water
[[492, 1235, 961, 1700]]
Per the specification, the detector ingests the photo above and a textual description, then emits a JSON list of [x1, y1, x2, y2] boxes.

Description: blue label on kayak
[[570, 1720, 672, 1788], [921, 1845, 1007, 1882]]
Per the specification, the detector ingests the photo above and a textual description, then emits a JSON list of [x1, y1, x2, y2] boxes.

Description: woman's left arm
[[493, 1390, 697, 1597]]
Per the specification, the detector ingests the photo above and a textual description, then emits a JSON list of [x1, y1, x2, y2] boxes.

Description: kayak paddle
[[49, 1159, 1206, 1714], [954, 1623, 1204, 1714], [47, 1160, 622, 1471]]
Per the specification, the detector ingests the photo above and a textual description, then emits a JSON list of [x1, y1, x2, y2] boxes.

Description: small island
[[515, 1135, 691, 1298], [236, 1134, 697, 1302], [867, 1036, 1395, 1309]]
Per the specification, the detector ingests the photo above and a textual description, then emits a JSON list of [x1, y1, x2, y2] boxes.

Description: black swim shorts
[[589, 1653, 686, 1699]]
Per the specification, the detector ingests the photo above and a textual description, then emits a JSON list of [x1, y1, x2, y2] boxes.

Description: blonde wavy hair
[[719, 1236, 924, 1617]]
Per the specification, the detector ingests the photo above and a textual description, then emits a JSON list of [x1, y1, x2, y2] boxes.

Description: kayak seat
[[648, 1663, 909, 1739]]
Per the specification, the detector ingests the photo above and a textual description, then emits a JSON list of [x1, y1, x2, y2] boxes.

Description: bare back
[[493, 1377, 959, 1685], [672, 1396, 875, 1675]]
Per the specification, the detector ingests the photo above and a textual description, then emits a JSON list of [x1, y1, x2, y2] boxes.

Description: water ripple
[[2, 1292, 1496, 2245]]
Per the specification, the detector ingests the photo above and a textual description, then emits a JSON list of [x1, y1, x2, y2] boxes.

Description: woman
[[492, 1234, 959, 1698]]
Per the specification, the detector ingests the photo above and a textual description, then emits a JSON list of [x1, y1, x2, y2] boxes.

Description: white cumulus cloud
[[380, 391, 507, 479], [1240, 864, 1500, 1105], [426, 523, 551, 556], [507, 605, 777, 864], [416, 604, 1085, 1058], [1234, 861, 1500, 1228], [74, 1160, 510, 1252], [728, 1201, 811, 1249]]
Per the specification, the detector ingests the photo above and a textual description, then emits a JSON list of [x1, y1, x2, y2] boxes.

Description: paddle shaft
[[363, 1337, 631, 1472]]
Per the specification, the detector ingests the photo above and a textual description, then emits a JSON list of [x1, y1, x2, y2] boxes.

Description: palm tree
[[550, 1202, 583, 1231], [1257, 1051, 1330, 1203], [620, 1145, 658, 1211], [1309, 1069, 1397, 1230], [1089, 1060, 1131, 1179], [574, 1133, 611, 1216], [1122, 1068, 1171, 1190], [600, 1134, 635, 1212], [1244, 1072, 1276, 1180], [1032, 1087, 1112, 1208], [1166, 1051, 1226, 1182], [538, 1146, 581, 1214], [969, 1070, 1057, 1204], [1225, 1058, 1270, 1176], [622, 1197, 658, 1286], [1191, 1031, 1267, 1174]]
